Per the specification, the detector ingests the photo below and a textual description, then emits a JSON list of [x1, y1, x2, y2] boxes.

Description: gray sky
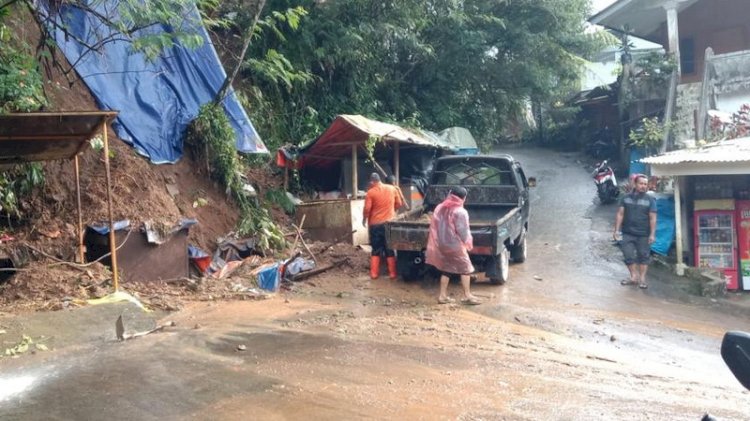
[[592, 0, 616, 14]]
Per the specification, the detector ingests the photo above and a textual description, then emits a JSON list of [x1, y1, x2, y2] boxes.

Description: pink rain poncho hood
[[425, 193, 474, 275]]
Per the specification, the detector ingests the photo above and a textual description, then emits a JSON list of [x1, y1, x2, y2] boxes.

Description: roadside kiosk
[[276, 115, 456, 245]]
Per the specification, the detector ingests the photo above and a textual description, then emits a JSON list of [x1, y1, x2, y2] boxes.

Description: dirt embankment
[[0, 7, 299, 313]]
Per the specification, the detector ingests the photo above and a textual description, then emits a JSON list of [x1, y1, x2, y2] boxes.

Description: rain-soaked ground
[[1, 147, 749, 420]]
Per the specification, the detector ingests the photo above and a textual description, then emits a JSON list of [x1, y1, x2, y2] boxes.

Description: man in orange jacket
[[363, 173, 403, 279]]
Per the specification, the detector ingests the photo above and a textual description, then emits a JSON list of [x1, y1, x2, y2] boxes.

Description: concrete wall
[[673, 82, 702, 144]]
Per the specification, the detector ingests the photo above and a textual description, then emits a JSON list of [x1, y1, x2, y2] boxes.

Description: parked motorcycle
[[701, 331, 750, 420], [592, 160, 619, 204], [585, 127, 617, 159]]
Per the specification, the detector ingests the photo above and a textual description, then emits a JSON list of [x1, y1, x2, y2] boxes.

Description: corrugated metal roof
[[641, 138, 750, 165], [294, 114, 454, 168]]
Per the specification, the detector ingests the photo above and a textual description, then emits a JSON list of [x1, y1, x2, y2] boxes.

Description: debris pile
[[0, 233, 371, 313]]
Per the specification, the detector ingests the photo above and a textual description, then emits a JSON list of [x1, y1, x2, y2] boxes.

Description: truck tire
[[511, 228, 527, 263], [397, 252, 423, 282], [490, 246, 510, 285]]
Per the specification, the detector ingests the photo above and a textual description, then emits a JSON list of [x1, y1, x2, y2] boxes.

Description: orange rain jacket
[[363, 182, 403, 226]]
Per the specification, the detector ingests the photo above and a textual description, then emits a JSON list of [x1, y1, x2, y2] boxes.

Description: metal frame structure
[[0, 111, 123, 290]]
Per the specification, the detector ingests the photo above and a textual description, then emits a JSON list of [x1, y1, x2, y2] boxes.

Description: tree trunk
[[213, 0, 267, 105]]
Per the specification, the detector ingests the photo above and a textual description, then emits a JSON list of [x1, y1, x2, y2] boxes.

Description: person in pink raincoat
[[425, 186, 481, 305]]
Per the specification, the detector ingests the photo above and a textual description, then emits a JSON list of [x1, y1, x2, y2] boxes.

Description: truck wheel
[[490, 246, 510, 285], [397, 252, 423, 282], [511, 228, 527, 263]]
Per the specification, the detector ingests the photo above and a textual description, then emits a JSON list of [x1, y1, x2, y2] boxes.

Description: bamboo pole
[[74, 156, 84, 263], [394, 141, 400, 187], [102, 123, 119, 291]]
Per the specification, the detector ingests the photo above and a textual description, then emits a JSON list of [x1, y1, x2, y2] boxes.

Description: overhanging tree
[[0, 0, 224, 85], [232, 0, 600, 149]]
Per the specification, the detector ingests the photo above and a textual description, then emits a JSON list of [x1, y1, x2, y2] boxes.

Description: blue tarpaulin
[[652, 194, 675, 256], [47, 3, 266, 163], [87, 220, 131, 235], [629, 148, 649, 176]]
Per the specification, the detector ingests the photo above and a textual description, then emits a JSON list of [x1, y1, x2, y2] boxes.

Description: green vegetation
[[629, 117, 673, 149], [2, 0, 601, 250], [264, 188, 295, 214], [635, 52, 677, 84], [227, 0, 601, 150], [0, 7, 46, 219], [187, 104, 285, 253], [0, 6, 46, 113]]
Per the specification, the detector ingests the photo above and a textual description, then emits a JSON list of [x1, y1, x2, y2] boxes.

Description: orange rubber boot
[[370, 256, 381, 279], [386, 256, 397, 280]]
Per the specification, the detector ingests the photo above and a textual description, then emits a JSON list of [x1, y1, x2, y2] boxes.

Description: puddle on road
[[206, 328, 469, 372]]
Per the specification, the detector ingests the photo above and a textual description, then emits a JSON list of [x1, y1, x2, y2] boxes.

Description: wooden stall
[[278, 115, 453, 245]]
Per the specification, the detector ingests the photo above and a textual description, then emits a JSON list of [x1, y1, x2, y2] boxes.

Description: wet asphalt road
[[1, 146, 749, 420]]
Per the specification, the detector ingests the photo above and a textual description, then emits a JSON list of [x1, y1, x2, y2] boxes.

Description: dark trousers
[[369, 224, 395, 257], [621, 233, 650, 265]]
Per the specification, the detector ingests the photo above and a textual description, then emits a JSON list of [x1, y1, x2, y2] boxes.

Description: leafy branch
[[187, 103, 285, 253], [628, 117, 673, 148]]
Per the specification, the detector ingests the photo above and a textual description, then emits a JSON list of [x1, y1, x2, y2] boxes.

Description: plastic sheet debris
[[286, 192, 303, 205], [284, 257, 315, 277], [188, 245, 212, 274], [189, 237, 264, 279], [252, 263, 282, 292], [87, 220, 131, 235], [143, 219, 197, 245]]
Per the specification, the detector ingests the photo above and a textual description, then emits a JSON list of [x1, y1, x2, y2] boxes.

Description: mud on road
[[1, 147, 748, 420]]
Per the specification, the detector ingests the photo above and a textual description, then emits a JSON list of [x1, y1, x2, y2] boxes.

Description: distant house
[[593, 1, 750, 290], [581, 35, 663, 92], [590, 0, 750, 146], [574, 34, 664, 159]]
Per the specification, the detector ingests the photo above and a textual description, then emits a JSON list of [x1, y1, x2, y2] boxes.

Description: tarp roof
[[0, 112, 116, 163], [641, 137, 750, 176], [435, 127, 478, 151], [291, 115, 454, 168], [45, 2, 266, 164], [589, 0, 700, 41]]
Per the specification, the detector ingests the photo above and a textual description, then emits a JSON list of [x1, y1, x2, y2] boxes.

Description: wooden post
[[674, 176, 685, 275], [102, 123, 120, 291], [351, 144, 358, 199], [283, 165, 289, 191], [394, 141, 400, 187], [74, 156, 84, 264]]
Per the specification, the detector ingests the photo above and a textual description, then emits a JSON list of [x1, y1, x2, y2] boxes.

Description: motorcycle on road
[[702, 331, 750, 420], [592, 160, 619, 204]]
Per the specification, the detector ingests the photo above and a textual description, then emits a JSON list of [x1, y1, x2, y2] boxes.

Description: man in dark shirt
[[613, 174, 657, 289]]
